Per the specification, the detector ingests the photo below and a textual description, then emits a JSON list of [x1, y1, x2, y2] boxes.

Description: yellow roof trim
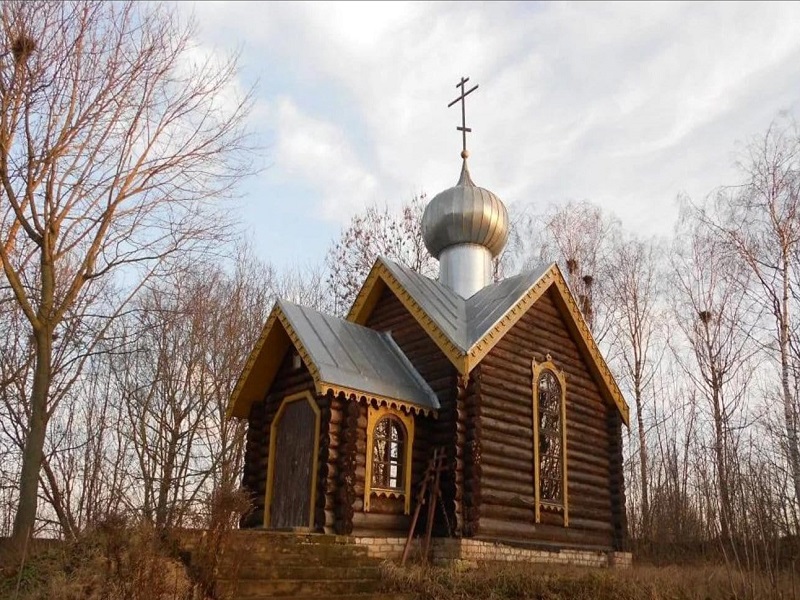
[[227, 301, 441, 420], [549, 271, 630, 426], [226, 304, 322, 419], [348, 259, 629, 426], [317, 382, 436, 417], [465, 264, 629, 426], [348, 260, 469, 374], [226, 307, 287, 419], [466, 267, 557, 369]]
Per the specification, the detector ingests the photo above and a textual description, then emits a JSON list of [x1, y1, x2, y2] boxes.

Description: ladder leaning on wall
[[401, 447, 448, 565]]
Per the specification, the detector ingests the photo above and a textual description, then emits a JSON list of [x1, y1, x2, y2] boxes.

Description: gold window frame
[[364, 406, 414, 514], [532, 355, 569, 527]]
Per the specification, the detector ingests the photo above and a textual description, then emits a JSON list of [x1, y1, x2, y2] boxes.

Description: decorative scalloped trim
[[276, 310, 321, 383], [550, 272, 630, 426], [349, 259, 630, 426], [232, 260, 629, 427], [318, 384, 436, 418], [370, 489, 406, 501], [227, 301, 440, 420], [364, 406, 415, 514]]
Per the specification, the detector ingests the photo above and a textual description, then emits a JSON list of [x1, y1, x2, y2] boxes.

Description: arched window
[[365, 407, 415, 514], [533, 357, 568, 526], [371, 417, 405, 490]]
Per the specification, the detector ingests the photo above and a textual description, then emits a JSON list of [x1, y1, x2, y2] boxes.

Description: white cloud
[[185, 1, 800, 262], [271, 97, 380, 219]]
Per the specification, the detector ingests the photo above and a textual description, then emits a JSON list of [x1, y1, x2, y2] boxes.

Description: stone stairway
[[183, 530, 410, 600]]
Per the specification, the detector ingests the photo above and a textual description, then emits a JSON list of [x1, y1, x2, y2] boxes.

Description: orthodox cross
[[448, 76, 479, 158]]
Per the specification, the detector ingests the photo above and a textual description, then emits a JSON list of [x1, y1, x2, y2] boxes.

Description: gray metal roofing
[[278, 299, 440, 411], [379, 258, 553, 351]]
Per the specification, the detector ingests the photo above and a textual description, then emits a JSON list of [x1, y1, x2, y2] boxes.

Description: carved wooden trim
[[364, 406, 415, 515], [318, 383, 436, 417], [532, 357, 568, 527], [461, 369, 482, 537], [346, 259, 629, 425]]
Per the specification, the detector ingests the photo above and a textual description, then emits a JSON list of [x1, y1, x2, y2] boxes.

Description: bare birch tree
[[703, 118, 800, 511], [514, 200, 621, 342], [0, 1, 253, 543], [606, 235, 665, 537], [671, 210, 759, 541], [326, 195, 436, 315]]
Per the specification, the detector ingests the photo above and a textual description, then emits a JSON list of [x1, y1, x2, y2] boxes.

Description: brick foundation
[[352, 536, 417, 560], [352, 536, 632, 569]]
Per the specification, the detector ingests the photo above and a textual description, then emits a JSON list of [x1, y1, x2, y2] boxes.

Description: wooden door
[[268, 395, 319, 529]]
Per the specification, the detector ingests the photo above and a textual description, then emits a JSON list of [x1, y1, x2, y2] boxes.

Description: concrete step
[[220, 531, 354, 547], [232, 565, 380, 581], [179, 531, 356, 554], [214, 546, 372, 568], [216, 578, 381, 598]]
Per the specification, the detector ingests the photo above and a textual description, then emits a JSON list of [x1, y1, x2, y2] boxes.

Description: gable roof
[[227, 299, 439, 419], [349, 257, 630, 425]]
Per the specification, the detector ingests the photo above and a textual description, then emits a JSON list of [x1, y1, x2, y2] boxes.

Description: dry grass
[[0, 520, 193, 600], [0, 487, 251, 600], [382, 561, 800, 600]]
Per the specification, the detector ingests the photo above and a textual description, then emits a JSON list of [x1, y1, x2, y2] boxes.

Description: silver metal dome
[[422, 160, 509, 259]]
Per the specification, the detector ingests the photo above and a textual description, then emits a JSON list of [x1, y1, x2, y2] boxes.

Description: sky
[[182, 1, 800, 270]]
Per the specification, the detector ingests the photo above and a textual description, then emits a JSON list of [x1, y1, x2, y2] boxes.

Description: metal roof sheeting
[[379, 258, 552, 352], [278, 299, 440, 412]]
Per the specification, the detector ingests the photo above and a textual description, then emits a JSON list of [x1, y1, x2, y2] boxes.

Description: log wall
[[361, 285, 457, 537], [476, 288, 624, 551]]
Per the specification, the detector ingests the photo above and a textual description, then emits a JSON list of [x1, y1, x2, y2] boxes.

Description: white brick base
[[352, 536, 632, 569]]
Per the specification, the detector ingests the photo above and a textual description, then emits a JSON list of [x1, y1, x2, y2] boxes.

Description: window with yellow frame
[[533, 356, 568, 526], [364, 406, 414, 514]]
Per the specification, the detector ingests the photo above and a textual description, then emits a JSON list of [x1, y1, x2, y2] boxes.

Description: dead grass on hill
[[0, 519, 193, 600], [382, 561, 800, 600]]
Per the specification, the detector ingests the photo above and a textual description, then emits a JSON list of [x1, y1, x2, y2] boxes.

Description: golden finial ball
[[461, 149, 470, 159]]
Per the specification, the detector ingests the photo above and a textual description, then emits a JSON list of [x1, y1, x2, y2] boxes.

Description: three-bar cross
[[447, 76, 479, 158]]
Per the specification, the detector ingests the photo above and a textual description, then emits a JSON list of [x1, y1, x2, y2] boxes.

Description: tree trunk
[[711, 384, 731, 541], [635, 381, 649, 537], [12, 330, 52, 544], [780, 261, 800, 510]]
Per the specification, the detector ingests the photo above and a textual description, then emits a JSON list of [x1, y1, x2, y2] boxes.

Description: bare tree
[[0, 1, 253, 543], [606, 235, 665, 537], [671, 210, 759, 542], [513, 200, 621, 342], [701, 118, 800, 512], [108, 251, 276, 529], [325, 195, 436, 315]]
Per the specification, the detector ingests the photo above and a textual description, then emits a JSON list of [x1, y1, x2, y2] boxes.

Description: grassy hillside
[[382, 561, 800, 600]]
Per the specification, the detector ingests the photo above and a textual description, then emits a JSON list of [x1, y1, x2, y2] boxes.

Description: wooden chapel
[[226, 79, 630, 564]]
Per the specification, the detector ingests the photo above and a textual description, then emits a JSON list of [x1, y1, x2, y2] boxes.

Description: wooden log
[[482, 475, 534, 497], [482, 491, 534, 509], [352, 511, 410, 530], [482, 438, 531, 463], [480, 390, 531, 416], [480, 414, 532, 439], [482, 463, 533, 487], [481, 450, 531, 473], [481, 428, 532, 453], [481, 503, 534, 521]]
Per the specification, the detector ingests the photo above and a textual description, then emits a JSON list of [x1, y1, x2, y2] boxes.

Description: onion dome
[[422, 158, 509, 259]]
